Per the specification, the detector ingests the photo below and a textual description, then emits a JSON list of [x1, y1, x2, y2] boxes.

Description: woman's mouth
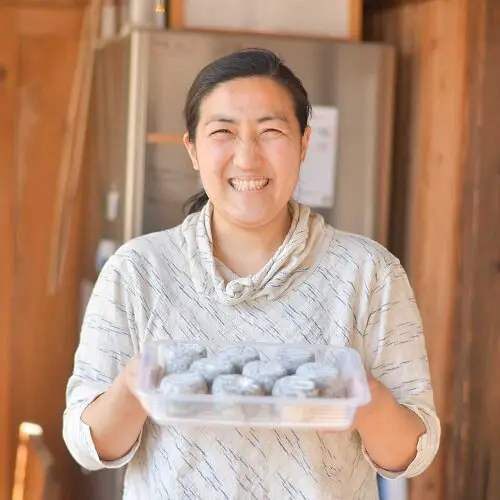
[[228, 178, 270, 192]]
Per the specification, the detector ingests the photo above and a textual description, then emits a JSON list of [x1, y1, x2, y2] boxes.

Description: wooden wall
[[0, 9, 17, 497], [0, 0, 86, 5], [363, 1, 466, 496], [450, 0, 500, 497], [364, 0, 500, 499], [0, 5, 85, 499]]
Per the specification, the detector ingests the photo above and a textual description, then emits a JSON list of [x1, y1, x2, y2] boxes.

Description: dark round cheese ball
[[189, 357, 237, 386], [295, 362, 343, 397], [211, 374, 265, 397], [274, 346, 316, 375], [272, 375, 319, 398], [216, 345, 260, 372], [162, 342, 207, 374], [242, 360, 288, 394]]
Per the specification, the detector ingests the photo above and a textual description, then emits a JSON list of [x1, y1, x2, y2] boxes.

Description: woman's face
[[184, 76, 310, 228]]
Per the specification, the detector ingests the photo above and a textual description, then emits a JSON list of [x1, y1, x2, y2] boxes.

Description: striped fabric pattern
[[63, 202, 440, 500]]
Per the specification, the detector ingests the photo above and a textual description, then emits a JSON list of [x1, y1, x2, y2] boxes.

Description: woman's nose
[[233, 138, 262, 170]]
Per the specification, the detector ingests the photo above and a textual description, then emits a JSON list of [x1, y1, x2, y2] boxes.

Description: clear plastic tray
[[135, 340, 371, 431]]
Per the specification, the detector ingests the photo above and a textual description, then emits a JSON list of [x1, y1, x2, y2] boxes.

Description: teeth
[[230, 178, 269, 192]]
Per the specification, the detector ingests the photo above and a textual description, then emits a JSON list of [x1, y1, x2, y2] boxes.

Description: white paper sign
[[294, 105, 339, 208]]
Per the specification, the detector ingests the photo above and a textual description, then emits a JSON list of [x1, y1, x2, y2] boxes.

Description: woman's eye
[[211, 129, 231, 136]]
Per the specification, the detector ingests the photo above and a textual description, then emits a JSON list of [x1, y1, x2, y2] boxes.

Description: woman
[[63, 48, 440, 499]]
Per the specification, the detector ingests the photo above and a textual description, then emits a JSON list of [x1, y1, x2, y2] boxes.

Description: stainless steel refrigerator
[[78, 28, 396, 499]]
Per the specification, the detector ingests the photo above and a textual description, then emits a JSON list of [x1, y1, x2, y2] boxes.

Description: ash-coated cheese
[[211, 374, 265, 397], [242, 360, 288, 394], [162, 342, 207, 374], [160, 372, 208, 395], [189, 357, 237, 385], [295, 362, 343, 397], [216, 345, 260, 372], [159, 372, 208, 417], [274, 346, 316, 375], [271, 375, 319, 398]]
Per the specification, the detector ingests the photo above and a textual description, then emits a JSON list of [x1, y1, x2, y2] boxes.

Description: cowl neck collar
[[181, 200, 331, 305]]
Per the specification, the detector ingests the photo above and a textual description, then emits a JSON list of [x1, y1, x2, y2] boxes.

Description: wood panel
[[0, 1, 87, 6], [175, 0, 362, 41], [12, 423, 61, 500], [450, 0, 500, 498], [168, 0, 183, 29], [0, 8, 18, 499], [364, 1, 468, 499], [0, 5, 86, 499]]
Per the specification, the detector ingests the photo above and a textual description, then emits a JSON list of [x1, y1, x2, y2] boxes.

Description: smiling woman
[[63, 48, 440, 500]]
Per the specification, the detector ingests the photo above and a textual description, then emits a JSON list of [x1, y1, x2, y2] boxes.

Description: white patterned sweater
[[63, 201, 440, 500]]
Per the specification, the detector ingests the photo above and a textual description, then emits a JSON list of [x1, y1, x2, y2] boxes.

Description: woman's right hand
[[82, 353, 148, 462], [121, 353, 142, 397]]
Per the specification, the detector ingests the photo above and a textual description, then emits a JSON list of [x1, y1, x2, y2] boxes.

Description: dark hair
[[182, 47, 312, 215]]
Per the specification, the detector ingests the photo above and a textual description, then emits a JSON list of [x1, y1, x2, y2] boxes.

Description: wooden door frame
[[363, 1, 499, 498], [0, 7, 17, 498], [448, 0, 500, 498], [0, 6, 86, 498]]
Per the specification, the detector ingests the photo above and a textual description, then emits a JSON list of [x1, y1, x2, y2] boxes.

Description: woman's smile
[[228, 177, 270, 192]]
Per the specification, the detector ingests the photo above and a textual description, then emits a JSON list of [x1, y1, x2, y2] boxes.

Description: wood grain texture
[[364, 1, 468, 499], [168, 0, 183, 29], [0, 1, 87, 6], [0, 5, 86, 499], [49, 0, 101, 293], [449, 0, 500, 498], [175, 0, 362, 41], [0, 8, 18, 499], [365, 0, 500, 499], [349, 0, 363, 40], [12, 424, 61, 500]]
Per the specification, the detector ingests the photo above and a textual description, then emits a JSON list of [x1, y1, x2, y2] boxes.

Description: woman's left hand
[[350, 372, 426, 472], [352, 372, 400, 432]]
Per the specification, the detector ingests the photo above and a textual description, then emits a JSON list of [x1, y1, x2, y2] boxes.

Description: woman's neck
[[212, 207, 292, 277]]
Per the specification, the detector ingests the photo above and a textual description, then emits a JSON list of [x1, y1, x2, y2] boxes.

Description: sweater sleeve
[[63, 253, 143, 471], [361, 258, 441, 479]]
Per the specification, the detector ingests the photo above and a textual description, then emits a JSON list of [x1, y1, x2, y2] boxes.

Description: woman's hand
[[353, 372, 400, 430], [352, 372, 426, 473], [82, 354, 148, 462], [120, 354, 143, 396]]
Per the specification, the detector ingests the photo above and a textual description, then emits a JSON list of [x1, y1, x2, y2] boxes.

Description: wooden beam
[[448, 0, 500, 497], [350, 0, 363, 40], [405, 5, 468, 498], [168, 0, 183, 29], [364, 1, 468, 498], [174, 0, 362, 41], [363, 0, 436, 8], [365, 0, 500, 498], [0, 7, 18, 498], [0, 5, 86, 499], [0, 1, 88, 6], [49, 0, 101, 293]]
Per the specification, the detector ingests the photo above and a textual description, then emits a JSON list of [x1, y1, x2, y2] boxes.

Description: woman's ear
[[183, 132, 199, 171], [300, 126, 312, 162]]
